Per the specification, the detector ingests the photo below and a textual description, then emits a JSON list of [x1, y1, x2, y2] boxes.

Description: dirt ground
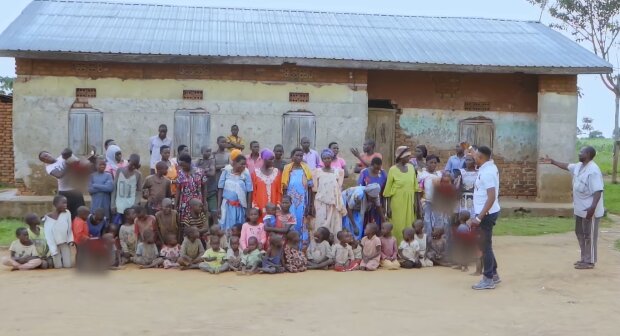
[[1, 221, 619, 336]]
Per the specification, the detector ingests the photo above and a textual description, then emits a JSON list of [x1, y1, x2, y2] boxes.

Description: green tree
[[588, 130, 604, 138], [0, 76, 13, 95], [528, 0, 620, 182]]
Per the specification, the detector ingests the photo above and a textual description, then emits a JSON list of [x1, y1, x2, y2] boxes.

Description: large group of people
[[2, 124, 606, 291]]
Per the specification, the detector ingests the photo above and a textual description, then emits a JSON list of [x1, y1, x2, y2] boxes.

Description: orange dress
[[251, 168, 282, 216]]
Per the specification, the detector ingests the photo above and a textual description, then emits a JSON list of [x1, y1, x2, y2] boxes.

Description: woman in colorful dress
[[384, 146, 419, 243], [281, 148, 313, 248], [342, 183, 383, 241], [175, 154, 207, 221], [252, 149, 282, 217], [358, 156, 388, 227], [218, 154, 253, 234], [456, 154, 478, 218], [312, 149, 346, 238]]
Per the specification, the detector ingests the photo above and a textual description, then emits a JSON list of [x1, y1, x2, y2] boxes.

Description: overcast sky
[[0, 0, 615, 137]]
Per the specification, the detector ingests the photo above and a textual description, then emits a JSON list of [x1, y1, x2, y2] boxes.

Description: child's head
[[248, 207, 259, 223], [189, 198, 203, 215], [165, 233, 177, 247], [53, 195, 68, 213], [155, 161, 168, 176], [426, 155, 439, 172], [431, 227, 445, 240], [201, 146, 212, 160], [413, 220, 424, 234], [210, 235, 221, 250], [134, 205, 147, 219], [77, 206, 90, 220], [273, 144, 284, 159], [314, 227, 330, 243], [16, 227, 31, 245], [349, 235, 359, 249], [269, 234, 283, 248], [92, 208, 105, 223], [185, 226, 199, 242], [231, 223, 242, 238], [230, 236, 240, 251], [403, 227, 415, 242], [381, 223, 393, 237], [247, 236, 259, 251], [336, 231, 347, 245], [328, 232, 335, 245], [265, 203, 277, 216], [128, 154, 141, 170], [440, 174, 452, 185], [161, 198, 173, 215], [123, 207, 136, 224], [365, 223, 378, 238], [286, 230, 300, 245], [102, 232, 115, 246], [160, 145, 171, 161], [105, 224, 119, 237], [210, 224, 223, 237], [280, 195, 292, 212], [143, 229, 156, 244], [96, 159, 106, 173], [458, 210, 471, 224], [24, 213, 40, 228]]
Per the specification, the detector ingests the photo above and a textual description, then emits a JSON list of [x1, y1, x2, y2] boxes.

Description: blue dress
[[286, 169, 312, 248], [218, 168, 253, 233], [88, 172, 114, 219]]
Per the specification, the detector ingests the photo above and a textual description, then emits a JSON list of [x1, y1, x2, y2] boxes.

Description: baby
[[332, 231, 358, 272], [159, 233, 181, 269], [240, 236, 262, 275], [225, 236, 244, 272], [199, 235, 228, 274], [307, 227, 333, 270], [131, 229, 162, 269], [398, 227, 421, 269]]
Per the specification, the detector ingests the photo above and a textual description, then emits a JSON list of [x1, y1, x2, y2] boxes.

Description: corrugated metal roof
[[0, 0, 612, 74]]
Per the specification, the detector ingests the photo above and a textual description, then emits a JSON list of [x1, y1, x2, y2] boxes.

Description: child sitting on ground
[[179, 227, 205, 270], [380, 223, 400, 270], [283, 231, 307, 273], [208, 224, 228, 251], [199, 235, 228, 274], [240, 236, 262, 275], [333, 231, 358, 272], [225, 236, 244, 272], [2, 228, 44, 271], [155, 199, 178, 246], [119, 207, 138, 264], [259, 234, 284, 274], [181, 198, 209, 241], [240, 208, 267, 251], [414, 220, 433, 267], [307, 227, 333, 270], [398, 227, 421, 269], [87, 208, 109, 238], [350, 234, 362, 265], [25, 213, 50, 265], [131, 229, 162, 269], [427, 227, 449, 266], [360, 223, 381, 271], [134, 205, 158, 244], [159, 233, 181, 269]]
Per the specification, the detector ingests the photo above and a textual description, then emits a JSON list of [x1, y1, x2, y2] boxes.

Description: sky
[[0, 0, 615, 137]]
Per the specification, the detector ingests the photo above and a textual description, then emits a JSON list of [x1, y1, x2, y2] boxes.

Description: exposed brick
[[0, 96, 14, 186]]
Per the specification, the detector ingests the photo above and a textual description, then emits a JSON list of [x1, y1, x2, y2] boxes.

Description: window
[[174, 109, 210, 157], [282, 111, 316, 157], [459, 117, 494, 149], [68, 109, 103, 155]]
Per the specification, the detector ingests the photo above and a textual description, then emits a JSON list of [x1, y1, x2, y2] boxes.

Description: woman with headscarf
[[384, 146, 420, 242], [175, 154, 207, 221], [218, 153, 253, 234], [104, 144, 127, 179], [251, 149, 282, 218], [281, 148, 313, 248], [342, 183, 383, 241], [312, 148, 346, 238]]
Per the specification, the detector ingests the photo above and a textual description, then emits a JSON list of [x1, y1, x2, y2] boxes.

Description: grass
[[577, 138, 614, 176], [0, 219, 24, 246], [495, 216, 612, 236], [615, 239, 620, 252], [604, 182, 620, 215]]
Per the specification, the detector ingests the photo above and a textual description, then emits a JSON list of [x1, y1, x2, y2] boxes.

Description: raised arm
[[539, 155, 569, 171]]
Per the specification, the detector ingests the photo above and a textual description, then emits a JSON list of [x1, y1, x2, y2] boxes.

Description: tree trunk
[[613, 90, 619, 184]]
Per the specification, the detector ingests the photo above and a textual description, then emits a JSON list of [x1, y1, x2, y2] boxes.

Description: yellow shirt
[[226, 135, 245, 151]]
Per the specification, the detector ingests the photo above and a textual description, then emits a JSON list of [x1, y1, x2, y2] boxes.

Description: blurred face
[[314, 230, 322, 242], [247, 239, 258, 251], [211, 238, 221, 250], [474, 151, 485, 166], [202, 148, 212, 159], [179, 160, 191, 172], [280, 198, 291, 211], [163, 204, 172, 214], [363, 141, 372, 153], [264, 157, 274, 169], [18, 230, 30, 244], [248, 209, 259, 222], [39, 152, 55, 164], [414, 222, 424, 234], [180, 147, 190, 156], [191, 202, 203, 214], [145, 234, 156, 244], [125, 209, 136, 223], [233, 159, 247, 173], [250, 142, 260, 154], [292, 150, 303, 164], [161, 148, 171, 161], [578, 147, 589, 163], [366, 225, 377, 237], [97, 161, 106, 173], [166, 235, 177, 246], [321, 155, 332, 167], [456, 145, 464, 156], [231, 126, 239, 136], [465, 155, 475, 169], [274, 146, 284, 159], [371, 161, 382, 172], [414, 147, 423, 159], [55, 197, 68, 213], [426, 158, 438, 172], [231, 239, 240, 251], [265, 206, 276, 216], [330, 144, 339, 156], [188, 230, 199, 242], [399, 154, 411, 164], [301, 139, 310, 150], [158, 126, 167, 139], [217, 137, 227, 149], [381, 225, 391, 236], [129, 158, 140, 170], [94, 212, 104, 222], [115, 151, 122, 163], [156, 164, 167, 176], [232, 226, 241, 237]]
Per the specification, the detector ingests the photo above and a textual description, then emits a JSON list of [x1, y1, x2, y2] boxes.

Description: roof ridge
[[34, 0, 539, 23]]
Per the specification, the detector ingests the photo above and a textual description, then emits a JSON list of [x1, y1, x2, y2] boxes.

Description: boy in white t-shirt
[[1, 228, 44, 271]]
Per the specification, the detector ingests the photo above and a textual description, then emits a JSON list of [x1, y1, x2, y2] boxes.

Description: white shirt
[[418, 169, 442, 201], [149, 136, 173, 169], [473, 160, 500, 215], [568, 161, 605, 218], [399, 240, 420, 261], [43, 211, 74, 256], [45, 156, 72, 191]]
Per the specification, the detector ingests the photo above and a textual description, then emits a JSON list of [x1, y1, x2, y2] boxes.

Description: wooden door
[[366, 108, 396, 168]]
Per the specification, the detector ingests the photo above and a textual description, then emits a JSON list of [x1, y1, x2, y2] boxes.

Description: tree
[[528, 0, 620, 183], [0, 77, 13, 95], [581, 116, 594, 133], [588, 130, 604, 138]]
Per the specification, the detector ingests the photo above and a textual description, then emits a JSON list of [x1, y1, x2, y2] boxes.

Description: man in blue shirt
[[445, 142, 466, 173]]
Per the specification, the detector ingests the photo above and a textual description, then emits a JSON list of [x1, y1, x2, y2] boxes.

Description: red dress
[[251, 168, 282, 217]]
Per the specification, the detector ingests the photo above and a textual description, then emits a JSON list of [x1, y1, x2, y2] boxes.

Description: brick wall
[[0, 95, 14, 186]]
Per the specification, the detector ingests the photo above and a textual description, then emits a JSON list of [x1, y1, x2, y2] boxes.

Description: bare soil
[[1, 221, 619, 336]]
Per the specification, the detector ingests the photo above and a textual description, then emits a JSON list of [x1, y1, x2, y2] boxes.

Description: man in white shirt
[[38, 148, 86, 220], [541, 146, 604, 270], [149, 124, 173, 174], [470, 146, 501, 290]]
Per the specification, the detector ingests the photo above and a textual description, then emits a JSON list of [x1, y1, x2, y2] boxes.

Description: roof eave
[[0, 50, 612, 75]]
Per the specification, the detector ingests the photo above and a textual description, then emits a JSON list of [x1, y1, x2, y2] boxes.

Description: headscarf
[[260, 148, 275, 160], [395, 146, 412, 161], [364, 183, 381, 198], [230, 149, 242, 162], [321, 148, 334, 159], [105, 145, 121, 168]]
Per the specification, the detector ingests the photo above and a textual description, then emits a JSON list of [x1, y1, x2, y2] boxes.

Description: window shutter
[[298, 115, 316, 148], [68, 112, 87, 155], [190, 112, 210, 157], [86, 111, 103, 155], [174, 111, 191, 155], [476, 123, 494, 148], [282, 115, 300, 156]]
